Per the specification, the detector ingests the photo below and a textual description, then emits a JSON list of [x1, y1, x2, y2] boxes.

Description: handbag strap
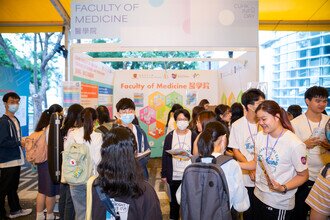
[[95, 186, 120, 220]]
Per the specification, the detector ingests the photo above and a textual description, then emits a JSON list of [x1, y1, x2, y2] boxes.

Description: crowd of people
[[0, 85, 329, 220]]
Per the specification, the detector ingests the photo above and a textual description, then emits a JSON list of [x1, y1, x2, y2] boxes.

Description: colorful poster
[[63, 81, 81, 108], [113, 70, 218, 157], [71, 0, 258, 47], [81, 83, 98, 107], [72, 53, 114, 114], [0, 67, 30, 136]]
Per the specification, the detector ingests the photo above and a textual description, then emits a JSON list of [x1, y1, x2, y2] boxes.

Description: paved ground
[[5, 158, 170, 219]]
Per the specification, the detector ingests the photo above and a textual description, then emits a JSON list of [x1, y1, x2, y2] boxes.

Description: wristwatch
[[282, 184, 288, 194]]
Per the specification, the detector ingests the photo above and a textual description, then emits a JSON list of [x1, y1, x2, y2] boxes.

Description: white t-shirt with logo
[[229, 117, 258, 187], [254, 130, 308, 210], [172, 130, 192, 181], [291, 114, 330, 181]]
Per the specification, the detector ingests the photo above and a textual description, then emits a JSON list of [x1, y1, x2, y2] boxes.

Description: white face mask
[[177, 120, 189, 131]]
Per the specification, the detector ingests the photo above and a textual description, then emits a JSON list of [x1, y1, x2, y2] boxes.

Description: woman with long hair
[[32, 104, 62, 220], [239, 100, 308, 219], [192, 110, 217, 155], [198, 99, 210, 110], [59, 103, 84, 220], [188, 105, 204, 134], [89, 126, 162, 219], [64, 107, 103, 220]]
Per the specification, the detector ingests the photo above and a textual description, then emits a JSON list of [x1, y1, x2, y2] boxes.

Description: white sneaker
[[8, 209, 32, 219]]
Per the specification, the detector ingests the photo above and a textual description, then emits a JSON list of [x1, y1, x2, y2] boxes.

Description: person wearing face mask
[[115, 98, 151, 180], [161, 109, 198, 220], [0, 92, 32, 219]]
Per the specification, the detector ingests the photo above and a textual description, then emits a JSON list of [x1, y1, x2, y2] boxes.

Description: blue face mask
[[8, 104, 19, 113], [121, 113, 135, 124]]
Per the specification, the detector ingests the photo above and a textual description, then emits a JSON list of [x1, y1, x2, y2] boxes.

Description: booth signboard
[[113, 70, 218, 157], [71, 0, 258, 47]]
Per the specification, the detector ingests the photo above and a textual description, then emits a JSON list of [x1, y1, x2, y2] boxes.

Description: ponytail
[[81, 107, 97, 143], [279, 108, 294, 133], [256, 100, 294, 133]]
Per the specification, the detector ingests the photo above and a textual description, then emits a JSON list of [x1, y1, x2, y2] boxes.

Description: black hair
[[304, 86, 329, 101], [230, 102, 244, 124], [197, 121, 229, 157], [96, 105, 111, 125], [97, 126, 144, 198], [2, 92, 20, 102], [241, 88, 265, 111], [256, 100, 294, 132], [215, 104, 230, 126], [197, 110, 217, 131], [35, 110, 51, 132], [61, 104, 84, 136], [35, 104, 63, 132], [174, 108, 190, 121], [287, 105, 302, 119], [198, 99, 209, 108], [48, 104, 63, 114], [165, 103, 183, 127], [116, 98, 135, 112], [81, 107, 97, 143]]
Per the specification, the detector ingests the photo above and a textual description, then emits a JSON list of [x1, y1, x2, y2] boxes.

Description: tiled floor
[[5, 158, 170, 219]]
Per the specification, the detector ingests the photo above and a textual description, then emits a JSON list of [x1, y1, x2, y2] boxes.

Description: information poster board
[[113, 70, 218, 157]]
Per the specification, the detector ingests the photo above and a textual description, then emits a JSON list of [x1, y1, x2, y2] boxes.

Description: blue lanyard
[[266, 129, 284, 161]]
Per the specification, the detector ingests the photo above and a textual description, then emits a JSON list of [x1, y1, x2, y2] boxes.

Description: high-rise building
[[260, 31, 330, 112]]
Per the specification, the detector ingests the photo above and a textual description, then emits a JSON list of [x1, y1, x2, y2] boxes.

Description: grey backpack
[[181, 155, 232, 220]]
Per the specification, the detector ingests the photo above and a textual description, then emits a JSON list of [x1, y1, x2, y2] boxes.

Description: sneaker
[[8, 209, 32, 219]]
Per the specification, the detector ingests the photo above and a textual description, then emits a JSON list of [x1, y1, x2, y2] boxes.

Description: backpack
[[61, 141, 92, 185], [181, 155, 233, 220], [25, 130, 47, 164]]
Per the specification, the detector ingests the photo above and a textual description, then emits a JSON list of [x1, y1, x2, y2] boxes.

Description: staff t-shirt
[[291, 114, 330, 181], [229, 117, 258, 187], [254, 130, 308, 210]]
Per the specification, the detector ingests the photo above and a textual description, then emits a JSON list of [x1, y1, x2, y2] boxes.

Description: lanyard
[[176, 132, 187, 149], [266, 129, 284, 161], [247, 121, 257, 146], [305, 114, 321, 135]]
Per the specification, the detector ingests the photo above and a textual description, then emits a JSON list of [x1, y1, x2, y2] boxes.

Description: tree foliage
[[0, 33, 63, 125], [87, 39, 199, 70]]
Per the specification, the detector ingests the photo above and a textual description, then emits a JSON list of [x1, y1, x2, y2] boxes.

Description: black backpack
[[181, 155, 233, 220]]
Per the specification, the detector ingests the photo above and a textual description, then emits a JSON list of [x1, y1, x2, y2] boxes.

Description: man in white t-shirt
[[291, 86, 330, 220], [228, 88, 265, 220]]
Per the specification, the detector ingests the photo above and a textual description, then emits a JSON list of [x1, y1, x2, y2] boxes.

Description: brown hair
[[81, 108, 97, 143], [256, 100, 294, 132]]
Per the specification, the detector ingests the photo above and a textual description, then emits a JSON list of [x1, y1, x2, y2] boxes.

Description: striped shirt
[[305, 166, 330, 216]]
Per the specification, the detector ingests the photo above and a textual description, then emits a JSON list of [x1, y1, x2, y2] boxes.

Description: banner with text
[[72, 53, 114, 117], [71, 0, 258, 47], [113, 70, 218, 157]]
